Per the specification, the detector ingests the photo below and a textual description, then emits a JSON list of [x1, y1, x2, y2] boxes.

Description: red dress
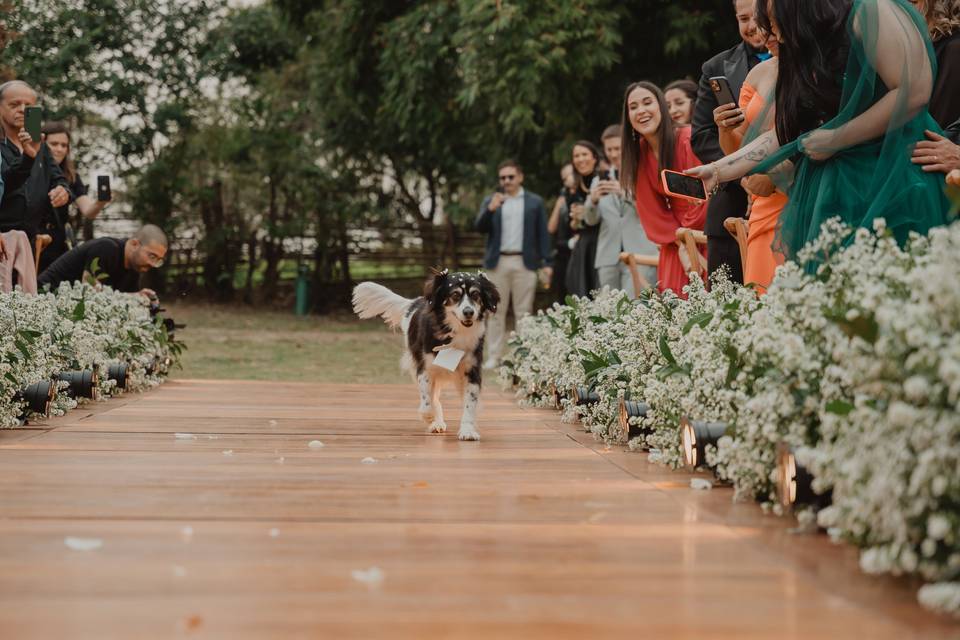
[[633, 126, 707, 295]]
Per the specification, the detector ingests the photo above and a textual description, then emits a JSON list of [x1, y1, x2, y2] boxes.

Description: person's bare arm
[[548, 197, 563, 234], [685, 129, 782, 193], [74, 194, 109, 220], [804, 0, 932, 160]]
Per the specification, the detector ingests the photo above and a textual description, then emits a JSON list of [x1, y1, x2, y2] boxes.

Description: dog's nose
[[463, 307, 475, 319]]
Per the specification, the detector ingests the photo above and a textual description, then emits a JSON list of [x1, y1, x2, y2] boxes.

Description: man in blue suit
[[475, 159, 552, 369]]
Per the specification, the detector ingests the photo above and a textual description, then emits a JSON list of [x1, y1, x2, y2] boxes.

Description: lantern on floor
[[571, 386, 600, 406], [16, 380, 56, 418], [680, 417, 727, 469], [55, 369, 99, 400], [107, 363, 128, 390], [616, 398, 650, 443], [776, 444, 832, 510]]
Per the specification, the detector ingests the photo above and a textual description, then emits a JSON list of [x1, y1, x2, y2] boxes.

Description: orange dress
[[740, 82, 787, 293], [633, 126, 707, 296]]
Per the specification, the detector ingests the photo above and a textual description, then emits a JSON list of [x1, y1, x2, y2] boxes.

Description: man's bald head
[[127, 224, 169, 273], [134, 224, 168, 248]]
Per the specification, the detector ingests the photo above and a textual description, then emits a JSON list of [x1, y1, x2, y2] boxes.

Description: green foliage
[[4, 0, 739, 307]]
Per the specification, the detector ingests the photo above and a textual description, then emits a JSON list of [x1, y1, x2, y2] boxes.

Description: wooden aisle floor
[[0, 380, 957, 639]]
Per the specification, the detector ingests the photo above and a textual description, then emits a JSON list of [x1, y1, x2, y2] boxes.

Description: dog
[[352, 269, 500, 441]]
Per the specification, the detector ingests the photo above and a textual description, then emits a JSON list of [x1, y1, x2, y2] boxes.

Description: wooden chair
[[723, 217, 750, 271], [675, 228, 707, 279], [34, 234, 52, 274], [619, 251, 659, 298]]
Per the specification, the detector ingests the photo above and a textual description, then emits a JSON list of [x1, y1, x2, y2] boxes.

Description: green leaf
[[682, 312, 713, 334], [658, 334, 677, 366], [14, 339, 30, 360], [588, 315, 608, 324], [825, 399, 855, 416], [72, 299, 86, 322]]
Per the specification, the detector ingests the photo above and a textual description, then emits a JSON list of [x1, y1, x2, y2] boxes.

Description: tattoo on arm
[[723, 136, 773, 167]]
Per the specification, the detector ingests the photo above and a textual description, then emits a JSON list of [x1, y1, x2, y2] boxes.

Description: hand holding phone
[[661, 169, 707, 203], [713, 103, 745, 130], [709, 76, 736, 108]]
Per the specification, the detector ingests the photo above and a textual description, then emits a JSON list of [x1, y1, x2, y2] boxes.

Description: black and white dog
[[352, 270, 500, 441]]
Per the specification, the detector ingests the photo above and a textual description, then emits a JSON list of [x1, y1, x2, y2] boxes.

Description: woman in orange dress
[[714, 35, 787, 293], [619, 81, 707, 296]]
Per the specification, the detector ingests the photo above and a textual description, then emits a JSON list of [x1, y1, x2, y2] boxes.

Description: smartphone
[[709, 76, 736, 107], [24, 106, 42, 142], [661, 169, 707, 203], [603, 167, 618, 181], [97, 175, 112, 202]]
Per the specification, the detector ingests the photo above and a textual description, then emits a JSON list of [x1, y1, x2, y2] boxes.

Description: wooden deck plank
[[0, 380, 955, 638]]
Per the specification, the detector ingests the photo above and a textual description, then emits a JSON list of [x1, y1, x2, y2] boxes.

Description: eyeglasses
[[144, 250, 165, 268], [499, 175, 517, 182]]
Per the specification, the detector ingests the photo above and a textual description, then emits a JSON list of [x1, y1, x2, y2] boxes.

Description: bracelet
[[708, 164, 722, 197]]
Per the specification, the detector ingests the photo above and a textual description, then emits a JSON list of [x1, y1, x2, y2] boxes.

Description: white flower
[[918, 582, 960, 617], [928, 515, 951, 541]]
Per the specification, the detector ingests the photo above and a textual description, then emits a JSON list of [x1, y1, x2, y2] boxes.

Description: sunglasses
[[499, 175, 517, 182]]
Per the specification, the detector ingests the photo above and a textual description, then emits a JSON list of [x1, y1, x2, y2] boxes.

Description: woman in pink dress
[[619, 81, 707, 295]]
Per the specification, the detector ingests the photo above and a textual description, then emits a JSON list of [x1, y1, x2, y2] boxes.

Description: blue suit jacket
[[474, 191, 552, 271]]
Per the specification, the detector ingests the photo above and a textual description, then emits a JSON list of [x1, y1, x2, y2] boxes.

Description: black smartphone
[[709, 76, 737, 107], [97, 175, 112, 202], [604, 167, 618, 181], [495, 186, 504, 194], [24, 106, 42, 142], [661, 169, 707, 202]]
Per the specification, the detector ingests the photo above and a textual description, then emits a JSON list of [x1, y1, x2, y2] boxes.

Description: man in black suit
[[691, 0, 771, 285], [475, 159, 552, 368]]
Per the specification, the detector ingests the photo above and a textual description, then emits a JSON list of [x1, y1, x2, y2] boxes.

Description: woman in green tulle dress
[[687, 0, 952, 265]]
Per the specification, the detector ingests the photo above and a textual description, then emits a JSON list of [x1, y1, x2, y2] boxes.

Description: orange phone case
[[660, 170, 707, 203]]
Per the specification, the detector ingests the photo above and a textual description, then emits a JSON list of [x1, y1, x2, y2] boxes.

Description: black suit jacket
[[692, 42, 753, 237]]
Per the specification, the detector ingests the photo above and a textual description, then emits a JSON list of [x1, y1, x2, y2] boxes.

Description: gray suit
[[582, 176, 657, 296]]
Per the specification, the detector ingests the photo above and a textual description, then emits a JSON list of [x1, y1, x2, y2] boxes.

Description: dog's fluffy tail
[[352, 282, 412, 329]]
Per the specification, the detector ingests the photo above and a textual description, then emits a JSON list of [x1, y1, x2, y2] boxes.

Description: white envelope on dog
[[433, 348, 465, 371]]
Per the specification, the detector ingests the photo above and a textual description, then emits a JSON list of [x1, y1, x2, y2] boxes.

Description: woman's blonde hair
[[920, 0, 960, 40]]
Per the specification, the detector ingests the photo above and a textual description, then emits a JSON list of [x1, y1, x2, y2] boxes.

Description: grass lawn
[[163, 302, 410, 384]]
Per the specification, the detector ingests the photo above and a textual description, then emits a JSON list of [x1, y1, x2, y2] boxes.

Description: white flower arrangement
[[0, 282, 182, 427], [501, 218, 960, 616]]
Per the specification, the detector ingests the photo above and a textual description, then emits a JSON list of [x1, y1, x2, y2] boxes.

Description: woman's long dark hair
[[41, 120, 77, 183], [756, 0, 853, 144], [571, 140, 600, 196], [619, 81, 676, 194]]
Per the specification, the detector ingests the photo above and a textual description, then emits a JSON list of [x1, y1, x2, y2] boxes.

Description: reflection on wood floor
[[0, 380, 955, 639]]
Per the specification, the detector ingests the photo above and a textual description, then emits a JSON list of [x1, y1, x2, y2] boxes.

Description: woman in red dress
[[619, 81, 707, 295]]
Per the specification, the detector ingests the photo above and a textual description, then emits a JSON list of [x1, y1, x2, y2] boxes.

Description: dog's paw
[[427, 420, 447, 434], [458, 428, 481, 441]]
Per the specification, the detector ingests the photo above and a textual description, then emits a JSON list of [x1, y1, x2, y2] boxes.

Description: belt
[[500, 251, 523, 256]]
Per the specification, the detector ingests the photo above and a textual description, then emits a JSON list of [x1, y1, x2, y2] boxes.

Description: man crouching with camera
[[38, 223, 168, 300]]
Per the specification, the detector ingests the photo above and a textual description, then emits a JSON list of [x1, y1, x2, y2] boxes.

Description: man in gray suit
[[583, 125, 657, 296], [475, 159, 552, 368]]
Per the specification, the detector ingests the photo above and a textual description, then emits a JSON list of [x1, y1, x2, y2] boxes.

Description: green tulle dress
[[753, 0, 952, 265]]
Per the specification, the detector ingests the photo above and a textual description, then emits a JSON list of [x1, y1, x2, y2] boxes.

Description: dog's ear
[[477, 272, 500, 313], [424, 267, 449, 306]]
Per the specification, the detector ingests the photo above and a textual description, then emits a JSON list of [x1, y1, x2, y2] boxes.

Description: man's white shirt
[[499, 188, 525, 253]]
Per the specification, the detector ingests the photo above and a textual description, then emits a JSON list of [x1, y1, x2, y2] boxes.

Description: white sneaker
[[483, 358, 499, 370]]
